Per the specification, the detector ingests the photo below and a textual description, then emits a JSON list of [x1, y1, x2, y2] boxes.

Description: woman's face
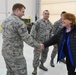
[[62, 18, 72, 27]]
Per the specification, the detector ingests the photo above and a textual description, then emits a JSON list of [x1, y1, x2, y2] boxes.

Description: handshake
[[39, 43, 45, 51]]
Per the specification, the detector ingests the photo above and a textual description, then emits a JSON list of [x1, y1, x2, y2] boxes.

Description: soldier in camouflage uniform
[[50, 11, 66, 67], [2, 3, 40, 75], [30, 10, 52, 75]]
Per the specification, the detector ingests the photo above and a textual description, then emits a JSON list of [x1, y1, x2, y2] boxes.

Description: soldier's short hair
[[43, 10, 49, 13], [61, 11, 66, 15], [12, 3, 26, 11]]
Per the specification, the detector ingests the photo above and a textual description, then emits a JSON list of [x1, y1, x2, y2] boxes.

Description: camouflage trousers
[[4, 57, 27, 75], [51, 44, 58, 59], [33, 48, 49, 68]]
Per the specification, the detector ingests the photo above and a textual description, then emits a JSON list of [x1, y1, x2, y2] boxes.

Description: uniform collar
[[42, 19, 50, 24]]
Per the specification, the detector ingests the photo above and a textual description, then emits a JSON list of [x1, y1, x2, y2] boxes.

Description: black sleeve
[[43, 29, 61, 48], [43, 35, 57, 48]]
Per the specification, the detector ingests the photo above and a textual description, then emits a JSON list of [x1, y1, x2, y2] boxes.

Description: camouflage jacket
[[30, 19, 53, 43], [2, 14, 39, 59], [52, 19, 63, 34]]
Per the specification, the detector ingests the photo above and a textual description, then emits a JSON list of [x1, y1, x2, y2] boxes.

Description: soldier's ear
[[16, 8, 20, 13]]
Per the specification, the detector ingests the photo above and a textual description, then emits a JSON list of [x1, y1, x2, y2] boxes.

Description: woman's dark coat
[[44, 25, 76, 68]]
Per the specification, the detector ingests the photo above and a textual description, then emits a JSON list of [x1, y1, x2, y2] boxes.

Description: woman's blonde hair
[[64, 13, 76, 25]]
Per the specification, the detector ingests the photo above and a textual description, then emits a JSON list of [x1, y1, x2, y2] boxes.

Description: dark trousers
[[68, 71, 76, 75], [66, 58, 76, 75]]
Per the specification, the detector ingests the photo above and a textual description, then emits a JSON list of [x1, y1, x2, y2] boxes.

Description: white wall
[[0, 0, 36, 23], [0, 0, 6, 23], [41, 0, 76, 23]]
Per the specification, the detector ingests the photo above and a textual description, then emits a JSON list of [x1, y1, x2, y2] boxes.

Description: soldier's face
[[17, 7, 25, 18], [61, 14, 65, 20], [43, 11, 50, 20]]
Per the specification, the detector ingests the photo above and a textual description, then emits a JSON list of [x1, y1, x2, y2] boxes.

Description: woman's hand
[[39, 43, 44, 51]]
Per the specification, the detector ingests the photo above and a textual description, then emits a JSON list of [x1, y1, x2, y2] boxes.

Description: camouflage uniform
[[2, 14, 40, 75], [30, 19, 52, 68], [51, 19, 63, 59]]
